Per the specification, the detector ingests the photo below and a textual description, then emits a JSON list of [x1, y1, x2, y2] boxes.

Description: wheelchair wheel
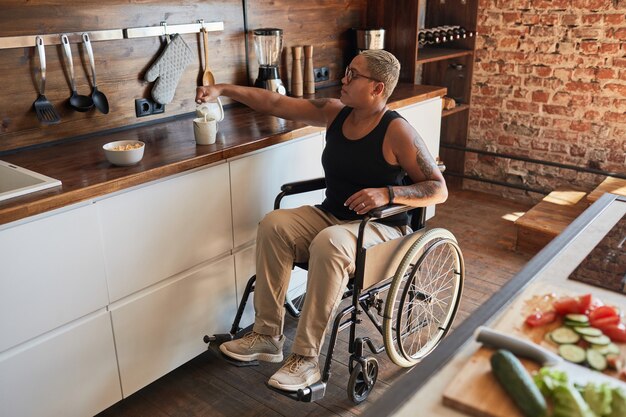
[[347, 358, 378, 404], [383, 228, 464, 368]]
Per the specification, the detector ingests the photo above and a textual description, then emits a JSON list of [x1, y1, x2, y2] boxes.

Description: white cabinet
[[110, 255, 237, 397], [396, 97, 442, 158], [233, 244, 257, 329], [0, 203, 108, 352], [98, 162, 233, 302], [229, 133, 325, 248], [0, 310, 121, 417], [397, 97, 443, 219]]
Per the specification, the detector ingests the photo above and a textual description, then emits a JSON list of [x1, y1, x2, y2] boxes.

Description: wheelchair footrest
[[205, 333, 235, 346], [267, 381, 327, 402]]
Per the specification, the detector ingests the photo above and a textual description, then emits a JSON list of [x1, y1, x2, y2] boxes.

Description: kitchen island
[[365, 192, 626, 417], [0, 84, 445, 417]]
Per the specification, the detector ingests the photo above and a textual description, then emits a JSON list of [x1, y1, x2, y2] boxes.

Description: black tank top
[[319, 106, 409, 227]]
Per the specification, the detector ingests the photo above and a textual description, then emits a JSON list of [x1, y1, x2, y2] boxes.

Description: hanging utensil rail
[[125, 20, 224, 39], [0, 20, 224, 50]]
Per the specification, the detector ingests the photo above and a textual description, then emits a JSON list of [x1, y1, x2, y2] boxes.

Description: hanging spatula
[[33, 36, 61, 125]]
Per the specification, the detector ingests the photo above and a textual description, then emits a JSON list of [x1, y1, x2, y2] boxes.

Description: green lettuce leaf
[[608, 388, 626, 417], [582, 383, 612, 416]]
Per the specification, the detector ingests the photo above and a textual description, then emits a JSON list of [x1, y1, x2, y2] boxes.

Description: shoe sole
[[267, 370, 322, 392], [219, 344, 283, 363]]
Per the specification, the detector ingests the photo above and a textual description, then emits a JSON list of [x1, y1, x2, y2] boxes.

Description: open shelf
[[442, 104, 470, 118], [416, 48, 473, 64]]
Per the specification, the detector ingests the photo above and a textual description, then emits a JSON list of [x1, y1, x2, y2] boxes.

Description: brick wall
[[467, 0, 626, 203]]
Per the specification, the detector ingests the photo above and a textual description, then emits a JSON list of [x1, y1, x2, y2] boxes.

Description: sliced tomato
[[577, 293, 593, 313], [553, 294, 592, 315], [589, 305, 620, 321], [591, 315, 621, 329], [601, 323, 626, 343], [525, 311, 557, 327]]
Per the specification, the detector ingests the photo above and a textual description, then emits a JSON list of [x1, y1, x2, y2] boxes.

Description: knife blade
[[476, 326, 626, 390]]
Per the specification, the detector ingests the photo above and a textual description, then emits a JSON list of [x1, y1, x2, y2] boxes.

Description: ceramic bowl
[[103, 140, 145, 166]]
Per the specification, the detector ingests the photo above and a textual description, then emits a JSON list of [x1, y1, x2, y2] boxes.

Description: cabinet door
[[110, 255, 237, 397], [98, 162, 233, 302], [0, 310, 121, 417], [234, 244, 307, 330], [396, 98, 443, 219], [0, 203, 108, 352], [229, 133, 325, 248]]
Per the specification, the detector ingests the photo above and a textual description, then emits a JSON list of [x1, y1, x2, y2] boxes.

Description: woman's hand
[[196, 85, 221, 104], [345, 188, 391, 215]]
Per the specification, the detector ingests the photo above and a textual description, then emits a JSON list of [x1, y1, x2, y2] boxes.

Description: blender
[[253, 28, 286, 95]]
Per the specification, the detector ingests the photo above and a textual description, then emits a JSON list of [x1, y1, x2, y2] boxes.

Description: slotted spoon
[[33, 36, 61, 125]]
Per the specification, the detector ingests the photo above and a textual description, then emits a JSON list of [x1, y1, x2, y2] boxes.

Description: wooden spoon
[[202, 28, 215, 86]]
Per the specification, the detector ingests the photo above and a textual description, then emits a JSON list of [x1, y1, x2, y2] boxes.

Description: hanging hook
[[160, 21, 171, 43], [198, 19, 206, 32]]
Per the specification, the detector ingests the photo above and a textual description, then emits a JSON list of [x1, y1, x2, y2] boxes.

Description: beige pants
[[252, 205, 405, 357]]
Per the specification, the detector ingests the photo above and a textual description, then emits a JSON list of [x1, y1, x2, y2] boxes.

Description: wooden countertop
[[0, 84, 445, 226]]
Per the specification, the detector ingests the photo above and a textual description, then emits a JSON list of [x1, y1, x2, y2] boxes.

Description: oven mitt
[[144, 34, 193, 104]]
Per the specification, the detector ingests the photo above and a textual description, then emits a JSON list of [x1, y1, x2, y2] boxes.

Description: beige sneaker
[[267, 353, 321, 391], [220, 332, 284, 363]]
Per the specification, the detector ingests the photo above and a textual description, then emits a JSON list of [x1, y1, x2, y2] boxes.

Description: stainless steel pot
[[355, 29, 385, 50]]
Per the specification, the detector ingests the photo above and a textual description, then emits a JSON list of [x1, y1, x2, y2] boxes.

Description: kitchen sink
[[0, 160, 61, 203]]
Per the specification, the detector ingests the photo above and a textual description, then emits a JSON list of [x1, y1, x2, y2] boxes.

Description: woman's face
[[340, 55, 381, 107]]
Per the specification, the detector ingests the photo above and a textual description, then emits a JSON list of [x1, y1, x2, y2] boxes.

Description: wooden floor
[[97, 190, 534, 417]]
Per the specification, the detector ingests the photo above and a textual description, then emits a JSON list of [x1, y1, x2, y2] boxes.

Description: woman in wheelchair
[[196, 50, 450, 395]]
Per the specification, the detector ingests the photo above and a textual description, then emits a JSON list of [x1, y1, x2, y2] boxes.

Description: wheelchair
[[204, 176, 464, 404]]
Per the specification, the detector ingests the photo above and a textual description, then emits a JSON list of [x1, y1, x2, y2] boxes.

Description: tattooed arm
[[389, 119, 448, 207], [196, 84, 343, 127]]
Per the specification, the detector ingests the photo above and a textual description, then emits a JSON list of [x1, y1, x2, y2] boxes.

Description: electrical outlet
[[314, 67, 330, 82], [135, 98, 165, 117]]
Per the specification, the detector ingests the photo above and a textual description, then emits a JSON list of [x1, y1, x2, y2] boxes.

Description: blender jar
[[253, 28, 283, 67]]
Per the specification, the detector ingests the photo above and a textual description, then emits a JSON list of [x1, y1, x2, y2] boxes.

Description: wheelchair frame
[[204, 177, 464, 404]]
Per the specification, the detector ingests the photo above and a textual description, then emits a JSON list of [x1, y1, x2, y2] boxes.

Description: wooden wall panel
[[0, 0, 368, 153], [0, 1, 246, 153]]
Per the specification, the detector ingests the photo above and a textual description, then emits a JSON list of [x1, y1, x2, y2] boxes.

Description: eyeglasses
[[344, 66, 380, 84]]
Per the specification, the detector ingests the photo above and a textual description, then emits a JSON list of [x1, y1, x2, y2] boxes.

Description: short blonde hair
[[360, 50, 401, 100]]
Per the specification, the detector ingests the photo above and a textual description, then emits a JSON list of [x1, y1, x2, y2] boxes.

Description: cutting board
[[442, 347, 540, 417], [442, 281, 626, 417]]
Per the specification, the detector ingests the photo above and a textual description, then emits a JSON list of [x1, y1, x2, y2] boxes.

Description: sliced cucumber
[[564, 314, 589, 324], [573, 326, 602, 337], [550, 327, 581, 344], [558, 344, 586, 363], [592, 342, 621, 355], [586, 349, 608, 371], [565, 320, 589, 328], [583, 334, 611, 346]]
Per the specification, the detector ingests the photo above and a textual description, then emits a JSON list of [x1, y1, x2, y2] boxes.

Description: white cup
[[196, 97, 224, 122], [193, 116, 217, 145]]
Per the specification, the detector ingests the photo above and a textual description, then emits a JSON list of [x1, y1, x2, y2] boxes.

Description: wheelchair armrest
[[280, 177, 326, 195], [368, 204, 415, 219], [275, 177, 326, 210]]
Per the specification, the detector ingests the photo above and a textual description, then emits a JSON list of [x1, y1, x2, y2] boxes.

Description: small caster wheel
[[347, 357, 378, 404]]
